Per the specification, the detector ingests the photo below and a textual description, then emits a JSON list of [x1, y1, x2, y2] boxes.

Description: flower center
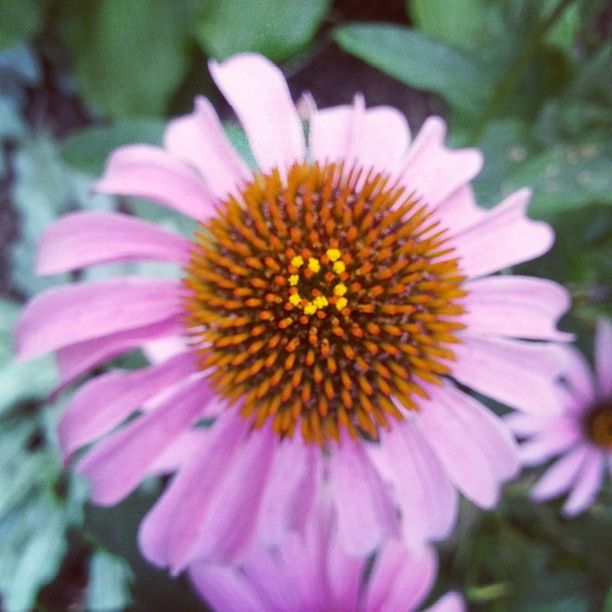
[[183, 162, 466, 444], [583, 401, 612, 449]]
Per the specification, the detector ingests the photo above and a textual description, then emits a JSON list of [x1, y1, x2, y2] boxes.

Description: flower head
[[189, 493, 464, 612], [15, 53, 569, 571], [507, 319, 611, 516]]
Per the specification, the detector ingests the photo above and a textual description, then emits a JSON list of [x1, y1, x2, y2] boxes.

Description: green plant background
[[0, 0, 610, 610]]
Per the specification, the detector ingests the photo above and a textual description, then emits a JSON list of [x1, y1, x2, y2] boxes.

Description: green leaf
[[406, 0, 494, 51], [0, 0, 42, 49], [502, 140, 612, 218], [333, 24, 492, 115], [195, 0, 330, 62], [86, 550, 133, 611], [56, 0, 193, 118], [62, 120, 166, 175]]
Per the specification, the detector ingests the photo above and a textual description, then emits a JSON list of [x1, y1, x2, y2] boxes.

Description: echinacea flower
[[190, 492, 464, 612], [16, 53, 569, 572], [507, 320, 611, 516]]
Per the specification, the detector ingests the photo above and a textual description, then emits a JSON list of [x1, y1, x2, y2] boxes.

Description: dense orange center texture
[[584, 402, 612, 449], [183, 162, 467, 444]]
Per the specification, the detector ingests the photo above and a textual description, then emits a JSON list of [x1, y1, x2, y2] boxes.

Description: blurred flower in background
[[507, 319, 611, 516], [0, 0, 610, 610]]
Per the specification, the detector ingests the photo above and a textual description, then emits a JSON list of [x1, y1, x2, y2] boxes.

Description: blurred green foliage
[[0, 0, 610, 609]]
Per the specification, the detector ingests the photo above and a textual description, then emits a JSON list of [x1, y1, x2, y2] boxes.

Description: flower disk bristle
[[183, 162, 466, 444]]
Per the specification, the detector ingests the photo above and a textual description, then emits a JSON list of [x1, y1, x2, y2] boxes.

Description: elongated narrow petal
[[328, 436, 399, 555], [399, 116, 483, 207], [365, 543, 437, 612], [164, 96, 250, 198], [531, 446, 589, 501], [453, 336, 564, 414], [55, 316, 182, 389], [37, 211, 192, 275], [79, 377, 214, 505], [59, 351, 198, 458], [463, 276, 572, 340], [15, 279, 181, 360], [452, 188, 553, 277], [209, 53, 305, 171], [562, 450, 605, 517], [94, 144, 217, 220], [416, 383, 519, 508], [310, 97, 410, 169], [595, 319, 612, 396]]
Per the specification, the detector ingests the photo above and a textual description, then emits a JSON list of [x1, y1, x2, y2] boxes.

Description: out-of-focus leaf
[[56, 0, 193, 118], [406, 0, 493, 51], [62, 120, 165, 175], [0, 96, 25, 140], [502, 141, 612, 217], [333, 24, 491, 115], [195, 0, 329, 62], [9, 135, 114, 296], [86, 550, 133, 611], [0, 0, 42, 49], [544, 0, 581, 52]]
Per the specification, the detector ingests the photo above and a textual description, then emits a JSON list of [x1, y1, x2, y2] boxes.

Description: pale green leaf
[[86, 550, 133, 611]]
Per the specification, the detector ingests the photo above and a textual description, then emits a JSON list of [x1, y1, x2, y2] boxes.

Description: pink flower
[[507, 320, 612, 516], [15, 53, 569, 572], [190, 492, 464, 612]]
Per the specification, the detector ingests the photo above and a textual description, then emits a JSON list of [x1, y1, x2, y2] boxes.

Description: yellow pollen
[[288, 274, 299, 286], [334, 283, 347, 297], [333, 261, 346, 274], [303, 302, 317, 315], [313, 295, 329, 309], [326, 248, 341, 262], [291, 255, 304, 268], [289, 293, 302, 306], [335, 297, 348, 311], [308, 257, 321, 273]]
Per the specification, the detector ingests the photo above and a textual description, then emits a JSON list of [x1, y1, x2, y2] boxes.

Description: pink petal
[[424, 592, 465, 612], [310, 96, 410, 169], [94, 144, 216, 220], [531, 445, 589, 501], [563, 449, 605, 516], [257, 439, 318, 546], [328, 436, 399, 555], [365, 543, 437, 612], [164, 96, 250, 198], [452, 188, 554, 278], [55, 316, 182, 389], [148, 429, 207, 475], [452, 336, 564, 414], [15, 278, 181, 360], [58, 351, 198, 458], [559, 346, 596, 406], [416, 383, 519, 508], [463, 276, 572, 341], [325, 535, 365, 610], [78, 377, 213, 505], [138, 414, 249, 570], [183, 427, 276, 568], [505, 413, 574, 437], [398, 116, 483, 207], [433, 185, 486, 235], [209, 53, 305, 172], [36, 211, 191, 276], [189, 564, 265, 612], [595, 319, 612, 396], [368, 422, 457, 550], [518, 426, 581, 466]]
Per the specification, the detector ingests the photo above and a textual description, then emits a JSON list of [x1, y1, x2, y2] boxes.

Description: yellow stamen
[[303, 302, 317, 315], [288, 274, 299, 286], [313, 295, 329, 309], [291, 255, 304, 268], [326, 248, 341, 262], [289, 293, 302, 307], [336, 297, 348, 311], [333, 260, 346, 274], [307, 257, 321, 273], [334, 283, 347, 297]]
